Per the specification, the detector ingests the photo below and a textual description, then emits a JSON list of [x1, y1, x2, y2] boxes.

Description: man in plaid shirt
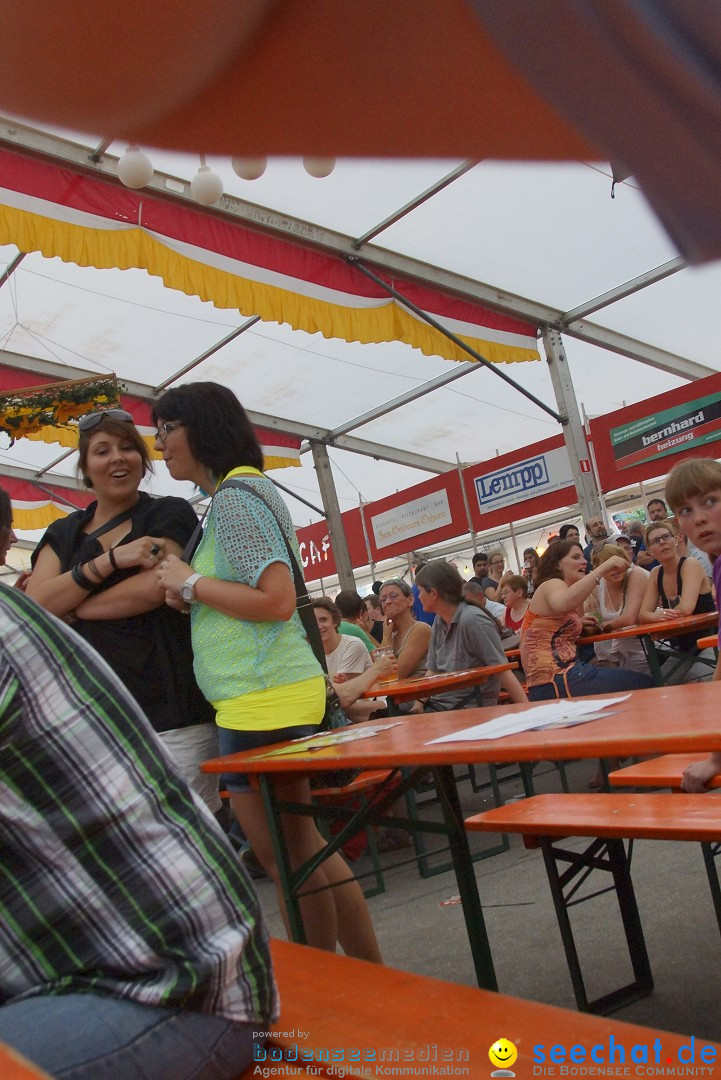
[[0, 583, 277, 1079]]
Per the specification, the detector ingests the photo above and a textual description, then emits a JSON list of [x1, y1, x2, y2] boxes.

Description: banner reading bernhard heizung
[[610, 390, 721, 471]]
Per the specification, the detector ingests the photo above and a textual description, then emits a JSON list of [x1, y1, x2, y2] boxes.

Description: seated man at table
[[415, 560, 527, 711], [0, 583, 277, 1080]]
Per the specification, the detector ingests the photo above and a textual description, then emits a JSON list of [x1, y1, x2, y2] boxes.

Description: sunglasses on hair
[[78, 409, 134, 432]]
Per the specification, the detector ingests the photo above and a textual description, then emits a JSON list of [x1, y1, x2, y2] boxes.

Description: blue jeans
[[528, 660, 655, 700], [0, 993, 258, 1080], [218, 723, 319, 793]]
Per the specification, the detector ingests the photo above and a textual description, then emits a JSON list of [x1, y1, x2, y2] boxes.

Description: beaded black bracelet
[[108, 547, 120, 572], [71, 563, 97, 591]]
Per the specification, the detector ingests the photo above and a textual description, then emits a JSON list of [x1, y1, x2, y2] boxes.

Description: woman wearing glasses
[[378, 578, 431, 681], [638, 520, 714, 681], [26, 409, 219, 809], [154, 382, 382, 962], [639, 520, 713, 622]]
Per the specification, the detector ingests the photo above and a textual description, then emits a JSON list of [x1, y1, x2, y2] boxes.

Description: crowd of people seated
[[303, 487, 719, 720], [4, 421, 721, 1078]]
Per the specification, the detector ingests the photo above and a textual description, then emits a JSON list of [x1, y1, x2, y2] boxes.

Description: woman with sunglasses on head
[[26, 409, 219, 810], [154, 382, 382, 962]]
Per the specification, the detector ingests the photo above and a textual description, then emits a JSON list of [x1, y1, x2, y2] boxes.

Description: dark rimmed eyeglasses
[[647, 532, 675, 547], [154, 421, 185, 443], [78, 408, 134, 432]]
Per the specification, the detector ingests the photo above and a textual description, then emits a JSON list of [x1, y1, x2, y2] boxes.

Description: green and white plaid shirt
[[0, 584, 277, 1023]]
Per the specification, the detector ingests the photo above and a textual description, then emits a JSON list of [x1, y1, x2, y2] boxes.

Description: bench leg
[[701, 841, 721, 937], [539, 837, 653, 1014]]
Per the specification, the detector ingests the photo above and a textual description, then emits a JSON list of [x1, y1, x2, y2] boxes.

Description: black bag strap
[[180, 506, 210, 563], [85, 507, 135, 543], [217, 478, 328, 674]]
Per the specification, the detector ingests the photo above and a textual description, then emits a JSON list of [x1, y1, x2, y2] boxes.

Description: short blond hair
[[645, 520, 677, 546], [592, 543, 629, 568]]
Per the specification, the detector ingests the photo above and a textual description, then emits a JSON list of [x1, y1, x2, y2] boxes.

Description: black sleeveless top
[[32, 494, 215, 733], [656, 556, 714, 651]]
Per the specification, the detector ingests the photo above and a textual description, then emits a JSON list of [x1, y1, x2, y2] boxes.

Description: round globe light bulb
[[303, 156, 336, 178], [117, 145, 153, 189], [231, 156, 268, 181], [190, 165, 224, 205]]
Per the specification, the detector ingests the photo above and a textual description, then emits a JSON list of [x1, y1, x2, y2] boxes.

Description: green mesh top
[[191, 468, 322, 703]]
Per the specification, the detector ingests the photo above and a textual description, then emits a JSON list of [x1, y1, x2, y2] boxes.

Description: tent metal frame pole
[[542, 328, 603, 524], [0, 252, 25, 289], [153, 317, 260, 392], [563, 257, 686, 324], [268, 476, 324, 518], [309, 441, 355, 590], [352, 160, 480, 249], [328, 359, 484, 439], [358, 496, 376, 583], [348, 257, 562, 424]]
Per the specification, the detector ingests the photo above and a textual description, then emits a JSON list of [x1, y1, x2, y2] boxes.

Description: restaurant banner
[[295, 470, 467, 581], [589, 372, 721, 490]]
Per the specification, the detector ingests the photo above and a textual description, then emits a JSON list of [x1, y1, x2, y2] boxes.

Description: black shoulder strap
[[85, 506, 135, 543], [219, 478, 328, 673]]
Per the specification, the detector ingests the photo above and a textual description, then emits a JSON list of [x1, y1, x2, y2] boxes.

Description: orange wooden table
[[582, 610, 718, 684], [203, 681, 721, 993], [360, 662, 517, 708]]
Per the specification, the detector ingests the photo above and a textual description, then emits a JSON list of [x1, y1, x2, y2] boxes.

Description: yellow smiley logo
[[489, 1039, 518, 1069]]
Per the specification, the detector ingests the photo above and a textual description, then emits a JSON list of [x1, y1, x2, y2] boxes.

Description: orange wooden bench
[[697, 634, 717, 651], [466, 792, 721, 1014], [608, 754, 721, 790], [234, 938, 721, 1078], [0, 1045, 52, 1080]]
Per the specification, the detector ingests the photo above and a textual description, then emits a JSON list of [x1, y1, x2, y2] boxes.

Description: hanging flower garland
[[0, 374, 123, 447]]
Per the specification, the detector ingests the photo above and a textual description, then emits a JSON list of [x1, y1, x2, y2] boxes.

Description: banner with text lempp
[[589, 372, 721, 491], [295, 434, 581, 581]]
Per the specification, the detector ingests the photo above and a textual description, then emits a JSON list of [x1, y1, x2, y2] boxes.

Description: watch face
[[180, 583, 193, 603]]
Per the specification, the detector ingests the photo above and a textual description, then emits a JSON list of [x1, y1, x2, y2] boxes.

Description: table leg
[[433, 763, 498, 992], [640, 634, 666, 685]]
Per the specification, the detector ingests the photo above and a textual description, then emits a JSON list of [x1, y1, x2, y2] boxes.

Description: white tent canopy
[[2, 123, 721, 579]]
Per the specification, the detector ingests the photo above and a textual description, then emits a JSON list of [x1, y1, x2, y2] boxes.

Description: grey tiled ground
[[251, 758, 721, 1042]]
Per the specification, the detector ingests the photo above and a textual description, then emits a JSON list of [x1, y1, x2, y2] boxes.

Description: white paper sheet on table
[[427, 696, 630, 744]]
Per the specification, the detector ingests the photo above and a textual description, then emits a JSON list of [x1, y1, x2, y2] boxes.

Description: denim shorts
[[218, 724, 320, 793]]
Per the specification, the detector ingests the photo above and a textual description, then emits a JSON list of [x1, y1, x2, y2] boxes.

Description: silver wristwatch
[[179, 573, 203, 604]]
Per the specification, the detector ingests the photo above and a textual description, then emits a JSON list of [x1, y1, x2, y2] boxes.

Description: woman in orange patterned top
[[520, 539, 655, 701]]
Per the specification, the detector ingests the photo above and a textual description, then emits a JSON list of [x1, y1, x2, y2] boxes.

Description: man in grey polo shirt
[[414, 560, 527, 712]]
